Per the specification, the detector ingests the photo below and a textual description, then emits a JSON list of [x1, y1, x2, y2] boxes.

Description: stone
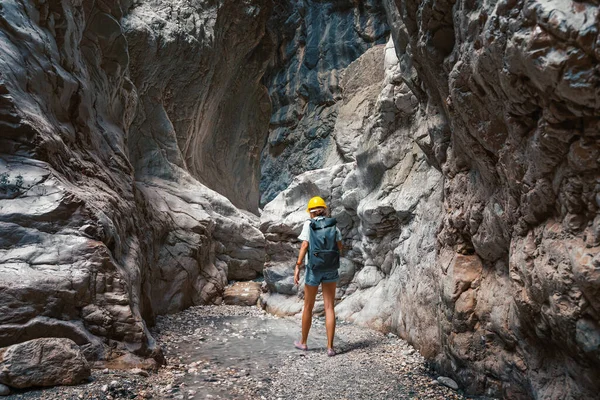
[[131, 368, 150, 377], [260, 293, 303, 317], [355, 266, 385, 289], [224, 282, 262, 306], [0, 384, 9, 396], [0, 338, 90, 389], [437, 377, 459, 391]]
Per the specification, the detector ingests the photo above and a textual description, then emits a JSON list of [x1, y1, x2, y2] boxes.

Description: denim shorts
[[304, 267, 339, 287]]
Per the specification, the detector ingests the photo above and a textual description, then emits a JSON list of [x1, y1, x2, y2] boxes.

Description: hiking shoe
[[294, 340, 308, 351], [327, 348, 336, 357]]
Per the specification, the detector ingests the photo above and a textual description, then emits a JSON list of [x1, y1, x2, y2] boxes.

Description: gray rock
[[436, 377, 458, 391], [0, 338, 90, 389], [355, 266, 385, 289], [0, 384, 9, 396], [124, 0, 272, 212], [380, 0, 600, 397], [260, 293, 303, 317]]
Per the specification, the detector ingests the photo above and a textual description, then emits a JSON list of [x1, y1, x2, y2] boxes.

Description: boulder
[[0, 338, 90, 389], [224, 282, 262, 306]]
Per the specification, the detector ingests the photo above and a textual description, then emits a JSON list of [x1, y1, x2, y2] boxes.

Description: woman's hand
[[294, 265, 301, 285]]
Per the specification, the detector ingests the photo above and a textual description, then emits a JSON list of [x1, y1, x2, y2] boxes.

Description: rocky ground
[[4, 305, 479, 399]]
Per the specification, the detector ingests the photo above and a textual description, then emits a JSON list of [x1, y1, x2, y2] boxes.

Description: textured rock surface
[[261, 0, 600, 396], [223, 281, 262, 306], [259, 0, 390, 205], [382, 0, 600, 398], [0, 0, 268, 364], [1, 0, 599, 398], [124, 0, 273, 212], [0, 338, 90, 388]]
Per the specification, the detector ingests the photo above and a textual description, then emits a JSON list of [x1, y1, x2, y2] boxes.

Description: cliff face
[[385, 0, 600, 397], [259, 0, 389, 205], [124, 0, 273, 213], [0, 0, 269, 364], [261, 0, 600, 398]]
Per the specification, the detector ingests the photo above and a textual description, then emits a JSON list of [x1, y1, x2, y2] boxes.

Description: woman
[[293, 196, 343, 356]]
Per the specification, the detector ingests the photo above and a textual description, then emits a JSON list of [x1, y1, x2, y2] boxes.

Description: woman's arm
[[294, 241, 309, 285], [337, 241, 343, 257]]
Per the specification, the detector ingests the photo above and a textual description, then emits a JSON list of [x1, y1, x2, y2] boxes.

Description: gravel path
[[5, 305, 474, 399]]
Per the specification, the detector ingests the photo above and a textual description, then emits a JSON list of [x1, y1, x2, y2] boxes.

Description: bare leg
[[301, 284, 319, 345], [322, 281, 337, 349]]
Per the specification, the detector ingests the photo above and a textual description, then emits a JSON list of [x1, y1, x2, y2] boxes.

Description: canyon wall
[[1, 0, 599, 398], [259, 0, 390, 205], [0, 0, 269, 366], [386, 0, 600, 397], [261, 0, 600, 398]]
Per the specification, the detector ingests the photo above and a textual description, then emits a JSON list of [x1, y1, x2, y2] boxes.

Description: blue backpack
[[308, 217, 340, 271]]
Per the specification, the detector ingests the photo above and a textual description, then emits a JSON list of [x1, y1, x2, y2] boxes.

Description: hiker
[[293, 196, 343, 356]]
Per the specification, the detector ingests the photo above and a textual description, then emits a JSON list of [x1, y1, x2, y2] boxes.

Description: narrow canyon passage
[[8, 306, 468, 400], [0, 0, 599, 399]]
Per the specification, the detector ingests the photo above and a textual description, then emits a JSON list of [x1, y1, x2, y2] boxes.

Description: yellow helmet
[[307, 196, 327, 212]]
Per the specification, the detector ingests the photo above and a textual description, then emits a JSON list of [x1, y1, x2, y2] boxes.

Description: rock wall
[[1, 0, 598, 397], [384, 0, 600, 398], [259, 0, 390, 206], [0, 0, 269, 366], [261, 0, 600, 398]]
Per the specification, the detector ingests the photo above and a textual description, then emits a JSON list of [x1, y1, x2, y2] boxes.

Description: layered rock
[[259, 0, 390, 205], [124, 0, 273, 213], [0, 0, 269, 365]]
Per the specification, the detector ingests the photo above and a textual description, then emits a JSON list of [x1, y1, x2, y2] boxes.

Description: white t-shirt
[[298, 217, 342, 265]]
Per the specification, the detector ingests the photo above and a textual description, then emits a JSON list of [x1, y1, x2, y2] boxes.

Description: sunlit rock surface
[[0, 0, 268, 365]]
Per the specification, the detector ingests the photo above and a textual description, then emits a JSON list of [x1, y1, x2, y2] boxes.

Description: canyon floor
[[6, 305, 476, 400]]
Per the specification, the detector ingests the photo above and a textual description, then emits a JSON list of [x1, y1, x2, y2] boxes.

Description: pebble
[[0, 384, 10, 396], [131, 367, 150, 377], [437, 376, 459, 390]]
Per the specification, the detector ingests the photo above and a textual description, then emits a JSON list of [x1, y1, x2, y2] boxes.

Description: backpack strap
[[310, 217, 337, 230]]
